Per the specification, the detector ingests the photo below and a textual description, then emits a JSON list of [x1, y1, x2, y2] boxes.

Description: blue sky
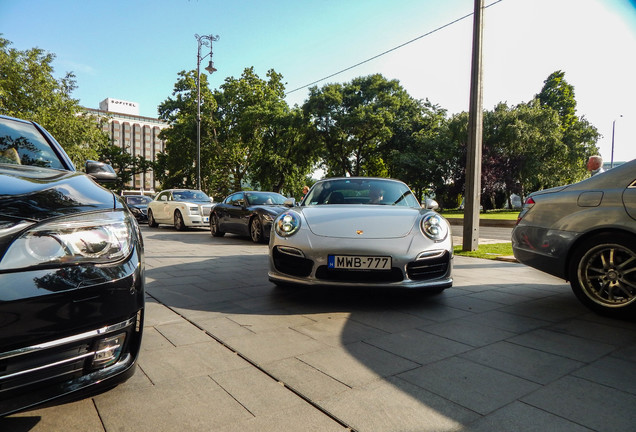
[[2, 0, 635, 163]]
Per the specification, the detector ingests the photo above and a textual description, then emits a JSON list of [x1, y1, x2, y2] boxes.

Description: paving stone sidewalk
[[3, 227, 635, 432]]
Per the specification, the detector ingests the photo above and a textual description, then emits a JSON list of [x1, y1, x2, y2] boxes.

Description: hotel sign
[[99, 98, 140, 116]]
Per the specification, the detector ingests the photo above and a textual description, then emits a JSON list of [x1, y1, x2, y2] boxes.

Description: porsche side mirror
[[424, 198, 439, 210]]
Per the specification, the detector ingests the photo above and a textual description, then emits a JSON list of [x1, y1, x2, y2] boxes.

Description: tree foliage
[[97, 142, 155, 194], [157, 67, 318, 199], [303, 74, 418, 177], [157, 69, 217, 191], [535, 70, 600, 186], [0, 37, 108, 167], [109, 59, 602, 209]]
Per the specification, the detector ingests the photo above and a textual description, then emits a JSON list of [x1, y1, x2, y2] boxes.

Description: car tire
[[148, 209, 158, 227], [569, 233, 636, 319], [210, 214, 225, 237], [250, 217, 265, 243], [174, 210, 186, 231]]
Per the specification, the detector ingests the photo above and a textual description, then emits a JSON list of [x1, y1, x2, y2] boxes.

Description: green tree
[[211, 67, 289, 196], [387, 99, 449, 201], [97, 142, 155, 194], [157, 69, 217, 192], [430, 111, 469, 209], [249, 106, 318, 196], [536, 70, 600, 183], [0, 37, 108, 167], [304, 74, 414, 177], [481, 101, 563, 206]]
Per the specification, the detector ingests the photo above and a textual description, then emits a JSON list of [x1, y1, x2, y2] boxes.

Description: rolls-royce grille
[[315, 266, 404, 283], [406, 251, 450, 281], [272, 247, 313, 277], [201, 206, 213, 217]]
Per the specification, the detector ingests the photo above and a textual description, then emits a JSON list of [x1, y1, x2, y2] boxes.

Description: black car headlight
[[275, 211, 301, 237], [0, 211, 134, 271], [421, 214, 449, 242]]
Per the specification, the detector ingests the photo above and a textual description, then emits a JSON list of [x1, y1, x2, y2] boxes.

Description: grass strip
[[453, 242, 514, 259]]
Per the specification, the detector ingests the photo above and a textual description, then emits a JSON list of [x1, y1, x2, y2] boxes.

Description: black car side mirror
[[86, 160, 118, 183]]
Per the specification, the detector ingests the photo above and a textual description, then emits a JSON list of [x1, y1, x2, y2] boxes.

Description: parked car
[[147, 189, 214, 230], [268, 177, 453, 290], [210, 191, 289, 243], [512, 159, 636, 318], [0, 115, 145, 416], [121, 189, 155, 198], [124, 194, 153, 223]]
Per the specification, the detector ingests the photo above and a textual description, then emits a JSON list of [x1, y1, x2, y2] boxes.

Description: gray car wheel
[[147, 209, 158, 227], [210, 214, 225, 237], [570, 233, 636, 318], [174, 210, 186, 231], [250, 217, 265, 243]]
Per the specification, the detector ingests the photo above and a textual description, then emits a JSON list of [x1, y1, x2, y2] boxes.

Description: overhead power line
[[285, 0, 504, 96]]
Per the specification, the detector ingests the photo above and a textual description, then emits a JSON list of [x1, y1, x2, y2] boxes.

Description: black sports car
[[210, 191, 289, 243], [0, 115, 145, 416], [124, 194, 153, 223]]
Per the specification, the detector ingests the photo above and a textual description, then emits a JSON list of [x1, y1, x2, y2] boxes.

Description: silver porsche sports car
[[268, 177, 453, 291]]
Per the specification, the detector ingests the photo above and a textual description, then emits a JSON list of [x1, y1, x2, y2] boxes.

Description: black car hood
[[254, 204, 288, 215], [0, 164, 117, 222]]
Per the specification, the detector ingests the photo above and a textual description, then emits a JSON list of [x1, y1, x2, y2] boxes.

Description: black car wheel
[[569, 233, 636, 319], [174, 210, 186, 231], [210, 214, 225, 237], [148, 209, 158, 227], [250, 217, 265, 243]]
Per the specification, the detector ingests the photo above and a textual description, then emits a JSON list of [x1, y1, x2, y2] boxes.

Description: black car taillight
[[516, 197, 535, 225]]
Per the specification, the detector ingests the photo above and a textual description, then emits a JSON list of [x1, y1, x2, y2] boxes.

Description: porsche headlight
[[421, 213, 448, 242], [275, 211, 301, 237], [0, 211, 134, 271]]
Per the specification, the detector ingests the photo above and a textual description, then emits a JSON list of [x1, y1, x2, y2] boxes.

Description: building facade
[[85, 98, 169, 192]]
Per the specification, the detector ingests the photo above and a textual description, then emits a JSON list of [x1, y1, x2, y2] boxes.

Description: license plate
[[328, 255, 392, 270], [203, 217, 209, 223]]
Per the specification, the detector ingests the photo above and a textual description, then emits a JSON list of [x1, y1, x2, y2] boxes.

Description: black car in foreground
[[0, 115, 145, 416], [210, 191, 289, 243]]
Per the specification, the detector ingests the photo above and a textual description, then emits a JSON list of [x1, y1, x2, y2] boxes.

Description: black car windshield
[[126, 196, 152, 205], [173, 190, 211, 201], [303, 179, 421, 208], [245, 192, 287, 206], [0, 118, 65, 169]]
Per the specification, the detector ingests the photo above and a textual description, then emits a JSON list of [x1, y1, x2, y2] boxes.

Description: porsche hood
[[300, 206, 421, 238]]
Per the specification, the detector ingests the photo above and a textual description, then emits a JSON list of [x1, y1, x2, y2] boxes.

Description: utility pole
[[462, 0, 484, 251]]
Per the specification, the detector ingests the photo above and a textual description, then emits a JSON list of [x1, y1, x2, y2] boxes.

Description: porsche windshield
[[303, 179, 420, 207]]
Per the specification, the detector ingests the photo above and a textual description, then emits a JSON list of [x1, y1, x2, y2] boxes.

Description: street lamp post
[[610, 114, 623, 169], [195, 33, 219, 191]]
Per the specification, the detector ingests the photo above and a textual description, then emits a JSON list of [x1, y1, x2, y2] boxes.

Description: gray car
[[268, 177, 453, 291], [512, 159, 636, 318]]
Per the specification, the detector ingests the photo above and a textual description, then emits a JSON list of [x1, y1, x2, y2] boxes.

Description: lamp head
[[205, 61, 217, 74]]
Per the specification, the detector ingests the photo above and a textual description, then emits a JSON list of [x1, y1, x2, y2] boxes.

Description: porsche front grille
[[406, 251, 450, 281]]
